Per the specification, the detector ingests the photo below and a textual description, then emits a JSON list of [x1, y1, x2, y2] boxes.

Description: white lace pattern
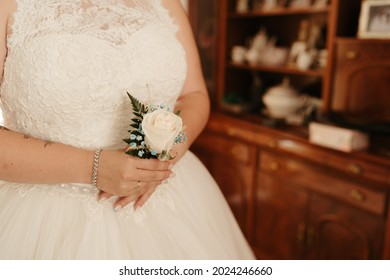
[[0, 0, 187, 211]]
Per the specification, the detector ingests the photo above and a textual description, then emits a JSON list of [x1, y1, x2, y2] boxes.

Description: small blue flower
[[136, 135, 143, 141], [130, 134, 136, 140], [130, 142, 137, 148], [138, 150, 145, 157], [151, 150, 157, 156], [141, 141, 145, 146], [174, 131, 187, 144]]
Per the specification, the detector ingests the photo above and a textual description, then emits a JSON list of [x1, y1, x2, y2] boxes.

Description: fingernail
[[99, 197, 107, 203], [163, 179, 168, 184], [169, 172, 176, 178], [168, 164, 173, 169], [114, 205, 122, 212]]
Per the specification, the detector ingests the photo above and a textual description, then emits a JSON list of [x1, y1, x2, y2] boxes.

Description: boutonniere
[[123, 93, 186, 161]]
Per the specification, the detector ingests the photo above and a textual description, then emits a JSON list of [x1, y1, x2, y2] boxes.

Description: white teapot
[[262, 77, 303, 119]]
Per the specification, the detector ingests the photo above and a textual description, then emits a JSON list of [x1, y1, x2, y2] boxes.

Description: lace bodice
[[0, 0, 187, 150]]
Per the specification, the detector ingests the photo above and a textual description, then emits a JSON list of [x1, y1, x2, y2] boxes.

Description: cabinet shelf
[[221, 0, 332, 108], [335, 37, 390, 44], [228, 62, 325, 77], [228, 7, 330, 18]]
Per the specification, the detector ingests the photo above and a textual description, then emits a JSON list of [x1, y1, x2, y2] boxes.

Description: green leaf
[[125, 149, 138, 157], [127, 92, 143, 114]]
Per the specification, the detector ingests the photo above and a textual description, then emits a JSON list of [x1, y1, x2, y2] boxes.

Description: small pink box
[[309, 122, 370, 152]]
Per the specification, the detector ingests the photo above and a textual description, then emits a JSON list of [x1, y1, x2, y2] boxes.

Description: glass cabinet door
[[188, 0, 219, 107]]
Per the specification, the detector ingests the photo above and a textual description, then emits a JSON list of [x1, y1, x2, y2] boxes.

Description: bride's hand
[[98, 173, 170, 210], [96, 149, 172, 198], [98, 175, 170, 210]]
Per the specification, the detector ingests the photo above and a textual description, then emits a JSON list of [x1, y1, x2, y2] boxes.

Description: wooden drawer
[[207, 121, 280, 149], [259, 152, 387, 216], [322, 156, 389, 186], [277, 139, 389, 186], [194, 132, 256, 165]]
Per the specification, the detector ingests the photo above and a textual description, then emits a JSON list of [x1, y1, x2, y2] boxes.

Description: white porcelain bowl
[[262, 79, 303, 119]]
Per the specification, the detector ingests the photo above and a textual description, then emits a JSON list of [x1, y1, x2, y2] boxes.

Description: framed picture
[[358, 0, 390, 39], [288, 0, 311, 9], [312, 0, 329, 8]]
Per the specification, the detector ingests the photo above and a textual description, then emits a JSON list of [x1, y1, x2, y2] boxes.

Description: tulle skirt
[[0, 152, 254, 259]]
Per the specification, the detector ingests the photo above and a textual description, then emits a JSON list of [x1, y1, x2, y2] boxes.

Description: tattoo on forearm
[[0, 125, 9, 131], [44, 141, 53, 148]]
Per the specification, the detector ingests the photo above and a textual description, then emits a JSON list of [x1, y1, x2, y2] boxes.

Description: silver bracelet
[[92, 149, 102, 190]]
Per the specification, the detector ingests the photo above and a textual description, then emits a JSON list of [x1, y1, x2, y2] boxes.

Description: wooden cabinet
[[322, 1, 390, 144], [307, 193, 385, 259], [191, 131, 257, 237], [188, 0, 390, 260], [216, 0, 335, 113], [191, 113, 390, 259], [212, 0, 390, 120], [188, 0, 219, 107], [254, 167, 308, 259], [256, 150, 386, 259], [329, 39, 390, 123], [192, 0, 389, 126]]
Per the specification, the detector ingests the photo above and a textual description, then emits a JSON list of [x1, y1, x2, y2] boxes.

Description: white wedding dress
[[0, 0, 254, 259]]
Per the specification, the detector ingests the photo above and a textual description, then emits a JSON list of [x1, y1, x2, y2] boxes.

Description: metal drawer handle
[[346, 50, 358, 60], [270, 161, 280, 171], [350, 189, 366, 203], [227, 127, 238, 137], [348, 163, 363, 175], [231, 145, 245, 159], [267, 139, 278, 149]]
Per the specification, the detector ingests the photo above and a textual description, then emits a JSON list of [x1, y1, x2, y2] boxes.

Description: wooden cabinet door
[[306, 193, 385, 259], [207, 154, 254, 238], [254, 171, 309, 259], [191, 132, 256, 240], [188, 0, 219, 106], [330, 40, 390, 123]]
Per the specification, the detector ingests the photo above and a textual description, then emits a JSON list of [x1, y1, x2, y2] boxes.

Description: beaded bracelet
[[92, 149, 102, 190]]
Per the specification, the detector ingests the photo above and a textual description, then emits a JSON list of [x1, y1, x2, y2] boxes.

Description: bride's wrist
[[91, 149, 102, 190]]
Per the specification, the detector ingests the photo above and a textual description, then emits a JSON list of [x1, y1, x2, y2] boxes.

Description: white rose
[[142, 108, 183, 154]]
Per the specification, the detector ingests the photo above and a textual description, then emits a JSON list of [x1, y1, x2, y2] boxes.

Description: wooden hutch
[[188, 0, 390, 259]]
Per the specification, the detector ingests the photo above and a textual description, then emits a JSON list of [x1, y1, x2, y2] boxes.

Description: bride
[[0, 0, 255, 259]]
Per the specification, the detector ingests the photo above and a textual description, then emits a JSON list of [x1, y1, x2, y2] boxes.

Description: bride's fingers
[[134, 157, 172, 171], [114, 195, 138, 211], [113, 180, 163, 209], [98, 191, 113, 202], [136, 169, 173, 182], [134, 187, 155, 210]]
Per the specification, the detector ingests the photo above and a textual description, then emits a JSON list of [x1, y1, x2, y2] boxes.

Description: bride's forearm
[[0, 126, 94, 184], [171, 90, 210, 163]]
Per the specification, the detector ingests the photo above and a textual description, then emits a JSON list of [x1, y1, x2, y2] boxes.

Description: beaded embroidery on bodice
[[1, 0, 187, 150]]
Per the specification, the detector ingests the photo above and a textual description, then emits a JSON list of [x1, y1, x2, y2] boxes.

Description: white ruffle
[[0, 152, 254, 259]]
